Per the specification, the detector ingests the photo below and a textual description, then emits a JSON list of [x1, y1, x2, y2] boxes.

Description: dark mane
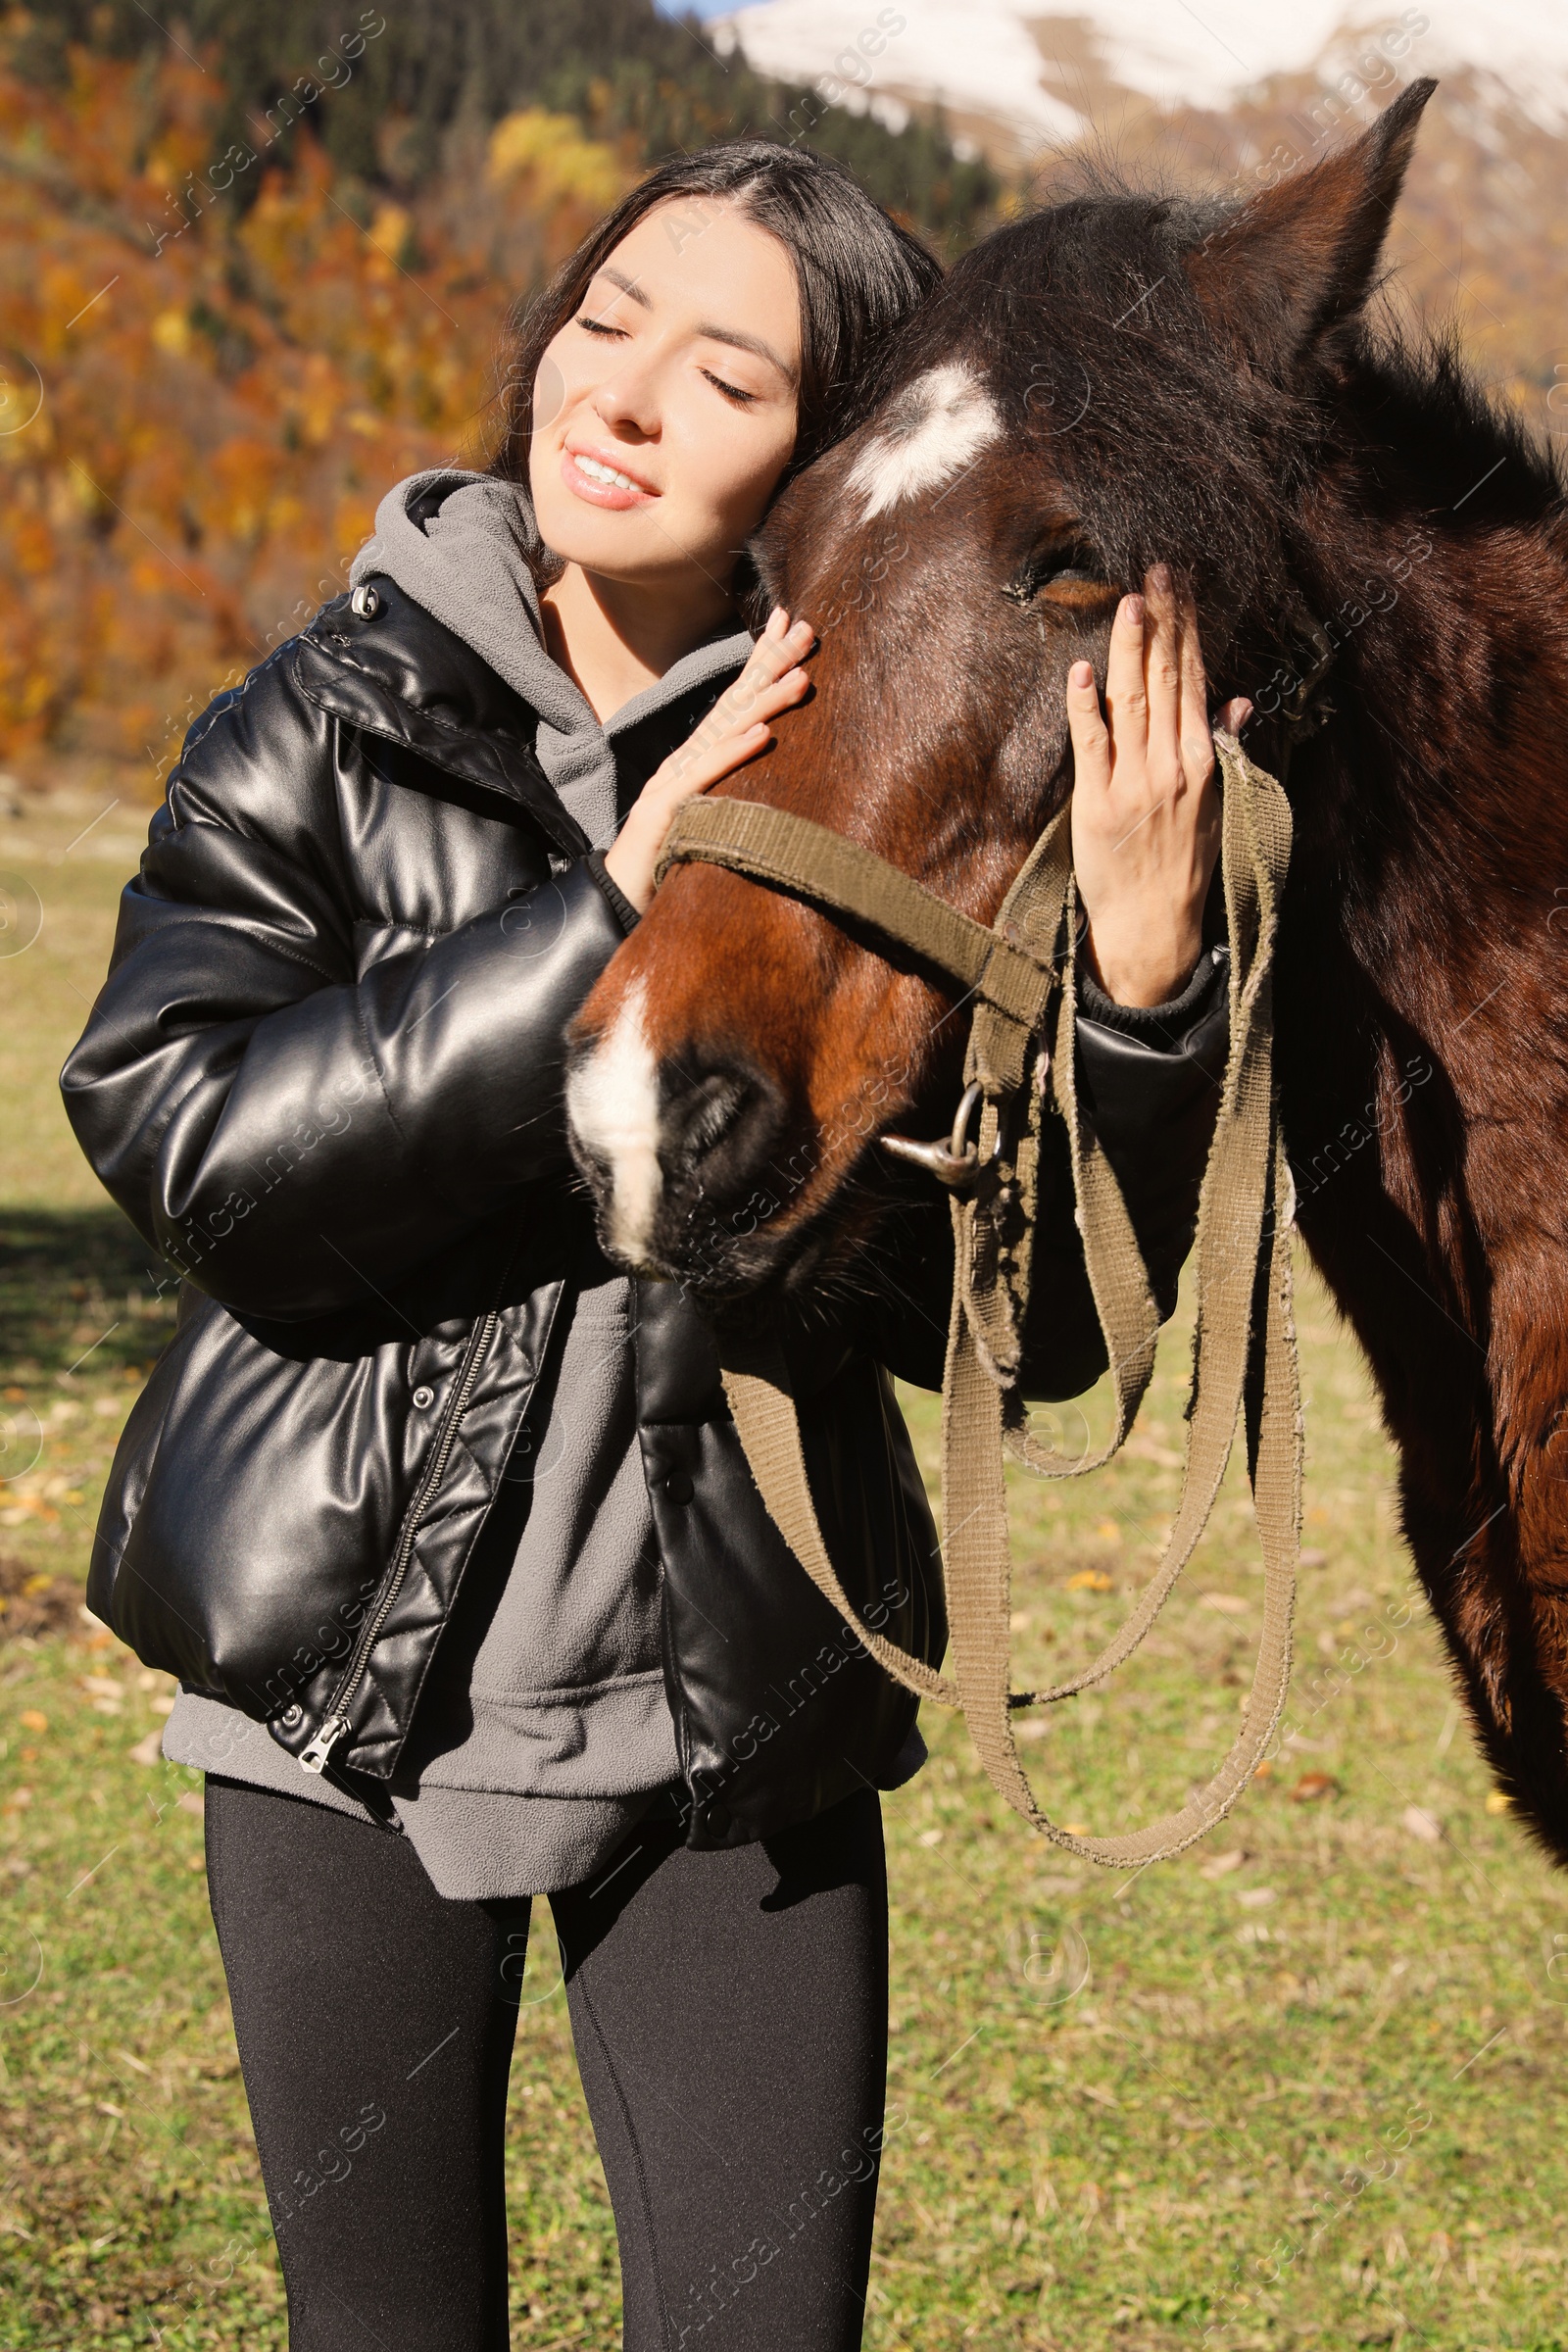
[[850, 175, 1565, 698], [1333, 315, 1564, 522]]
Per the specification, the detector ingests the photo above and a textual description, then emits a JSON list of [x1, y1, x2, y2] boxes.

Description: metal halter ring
[[881, 1080, 1003, 1192]]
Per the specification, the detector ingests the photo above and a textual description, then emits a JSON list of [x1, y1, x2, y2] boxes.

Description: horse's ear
[[1185, 77, 1436, 373]]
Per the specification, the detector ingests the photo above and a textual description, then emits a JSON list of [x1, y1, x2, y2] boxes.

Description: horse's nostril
[[680, 1072, 749, 1165], [661, 1059, 785, 1220]]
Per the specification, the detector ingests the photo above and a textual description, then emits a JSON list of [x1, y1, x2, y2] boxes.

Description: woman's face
[[528, 200, 802, 592]]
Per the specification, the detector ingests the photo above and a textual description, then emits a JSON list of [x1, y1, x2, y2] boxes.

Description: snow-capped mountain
[[702, 0, 1568, 417], [707, 1, 1568, 158]]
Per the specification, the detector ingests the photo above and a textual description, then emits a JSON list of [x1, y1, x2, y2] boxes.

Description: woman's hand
[[603, 607, 814, 914], [1066, 564, 1250, 1008]]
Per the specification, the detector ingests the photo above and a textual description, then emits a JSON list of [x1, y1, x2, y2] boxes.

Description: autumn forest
[[3, 5, 1562, 803]]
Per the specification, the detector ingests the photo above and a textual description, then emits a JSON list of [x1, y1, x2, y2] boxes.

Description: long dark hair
[[486, 141, 941, 498]]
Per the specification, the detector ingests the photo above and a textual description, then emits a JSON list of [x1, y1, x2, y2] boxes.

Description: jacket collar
[[290, 578, 591, 857]]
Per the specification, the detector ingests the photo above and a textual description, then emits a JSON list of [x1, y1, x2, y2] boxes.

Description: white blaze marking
[[846, 362, 1002, 518], [566, 984, 663, 1263]]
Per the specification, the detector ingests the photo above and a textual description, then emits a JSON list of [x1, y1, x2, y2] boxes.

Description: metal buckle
[[882, 1080, 1001, 1192]]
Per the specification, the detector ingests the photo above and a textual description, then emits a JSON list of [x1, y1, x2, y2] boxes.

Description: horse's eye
[[1004, 543, 1113, 611]]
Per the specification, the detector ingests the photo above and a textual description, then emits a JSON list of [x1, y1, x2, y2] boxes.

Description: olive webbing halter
[[655, 734, 1299, 1868]]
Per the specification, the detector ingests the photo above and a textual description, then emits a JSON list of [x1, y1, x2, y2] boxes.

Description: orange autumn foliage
[[0, 26, 634, 786]]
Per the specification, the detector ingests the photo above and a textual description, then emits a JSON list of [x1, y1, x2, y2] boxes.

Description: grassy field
[[4, 797, 1568, 2349]]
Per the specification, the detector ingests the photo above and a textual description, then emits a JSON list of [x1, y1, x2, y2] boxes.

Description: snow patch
[[704, 2, 1568, 149]]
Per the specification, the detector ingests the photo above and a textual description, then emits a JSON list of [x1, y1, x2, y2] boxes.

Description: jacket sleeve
[[61, 653, 630, 1322], [1020, 944, 1230, 1400], [867, 945, 1231, 1396]]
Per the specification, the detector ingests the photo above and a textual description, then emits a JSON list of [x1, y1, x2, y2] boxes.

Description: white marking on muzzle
[[846, 362, 1003, 519], [565, 983, 663, 1264]]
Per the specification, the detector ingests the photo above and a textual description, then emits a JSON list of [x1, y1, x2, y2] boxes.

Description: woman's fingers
[[1102, 590, 1148, 752], [1143, 564, 1184, 793], [659, 658, 810, 797], [661, 710, 770, 797], [1175, 579, 1206, 716], [1067, 561, 1229, 1006], [662, 625, 811, 792], [1174, 581, 1216, 789], [669, 670, 806, 786], [724, 609, 814, 721], [735, 664, 809, 728], [662, 719, 772, 800], [603, 611, 812, 914], [694, 669, 810, 780], [1065, 660, 1112, 794]]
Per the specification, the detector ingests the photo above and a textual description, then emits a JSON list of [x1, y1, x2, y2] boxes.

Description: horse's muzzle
[[565, 999, 791, 1293]]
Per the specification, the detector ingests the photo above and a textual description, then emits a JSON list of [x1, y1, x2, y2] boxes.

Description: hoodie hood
[[350, 467, 753, 849]]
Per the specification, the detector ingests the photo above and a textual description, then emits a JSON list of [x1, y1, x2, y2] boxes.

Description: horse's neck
[[1278, 397, 1568, 1838], [1304, 495, 1568, 1021], [1283, 469, 1568, 1410]]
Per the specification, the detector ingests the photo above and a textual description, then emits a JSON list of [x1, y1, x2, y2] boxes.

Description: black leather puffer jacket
[[63, 581, 1228, 1849]]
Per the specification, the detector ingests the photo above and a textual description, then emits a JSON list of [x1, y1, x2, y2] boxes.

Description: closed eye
[[576, 313, 626, 339], [1003, 541, 1117, 612], [702, 369, 759, 407]]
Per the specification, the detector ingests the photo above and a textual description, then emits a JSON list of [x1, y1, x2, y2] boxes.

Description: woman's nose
[[591, 363, 661, 441]]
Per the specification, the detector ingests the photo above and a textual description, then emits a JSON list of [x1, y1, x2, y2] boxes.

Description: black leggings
[[204, 1778, 890, 2351]]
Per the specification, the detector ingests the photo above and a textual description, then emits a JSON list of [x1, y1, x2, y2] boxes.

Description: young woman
[[66, 142, 1245, 2351]]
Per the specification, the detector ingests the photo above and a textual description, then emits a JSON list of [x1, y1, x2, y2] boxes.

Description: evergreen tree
[[24, 0, 998, 243]]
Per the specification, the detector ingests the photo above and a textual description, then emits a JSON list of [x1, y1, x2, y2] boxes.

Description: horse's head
[[565, 81, 1434, 1302]]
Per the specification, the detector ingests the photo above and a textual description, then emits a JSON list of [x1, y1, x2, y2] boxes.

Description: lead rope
[[706, 734, 1298, 1866]]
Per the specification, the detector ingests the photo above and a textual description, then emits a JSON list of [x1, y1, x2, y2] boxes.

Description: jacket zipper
[[298, 1307, 501, 1774]]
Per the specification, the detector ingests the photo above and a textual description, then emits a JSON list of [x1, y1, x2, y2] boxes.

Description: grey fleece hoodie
[[164, 470, 755, 1898]]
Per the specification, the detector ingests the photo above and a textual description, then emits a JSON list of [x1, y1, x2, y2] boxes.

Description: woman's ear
[[1184, 76, 1435, 381]]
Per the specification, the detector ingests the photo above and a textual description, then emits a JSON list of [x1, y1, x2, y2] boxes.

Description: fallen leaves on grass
[[1290, 1771, 1339, 1802], [1403, 1804, 1444, 1844], [0, 1473, 84, 1526], [1200, 1847, 1248, 1879], [0, 1551, 85, 1638], [1065, 1569, 1114, 1592]]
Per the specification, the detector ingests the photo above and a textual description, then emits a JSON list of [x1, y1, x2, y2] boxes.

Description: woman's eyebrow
[[590, 264, 795, 382], [593, 265, 651, 309], [694, 321, 796, 382]]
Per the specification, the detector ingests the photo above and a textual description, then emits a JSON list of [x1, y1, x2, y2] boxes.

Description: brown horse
[[565, 78, 1568, 1864]]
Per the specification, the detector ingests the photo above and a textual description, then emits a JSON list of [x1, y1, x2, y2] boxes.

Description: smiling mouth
[[576, 454, 646, 491], [562, 446, 659, 507]]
